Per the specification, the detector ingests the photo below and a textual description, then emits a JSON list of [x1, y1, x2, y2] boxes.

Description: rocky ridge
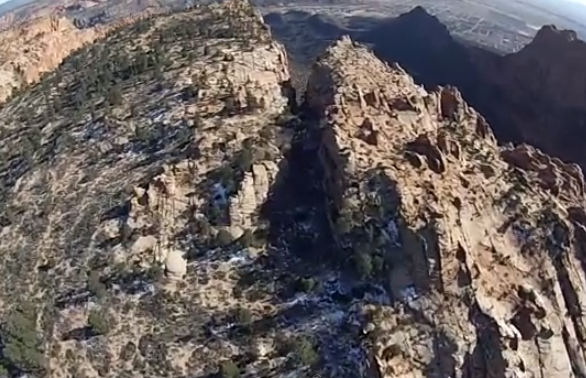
[[0, 10, 157, 104], [1, 1, 586, 378], [306, 37, 586, 378], [265, 6, 586, 175], [358, 7, 586, 175]]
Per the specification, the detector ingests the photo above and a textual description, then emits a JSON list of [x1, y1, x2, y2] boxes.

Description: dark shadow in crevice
[[462, 302, 508, 378]]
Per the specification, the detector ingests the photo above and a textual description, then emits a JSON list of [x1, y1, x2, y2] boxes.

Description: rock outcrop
[[0, 15, 104, 103], [359, 7, 586, 175], [306, 36, 586, 378], [0, 10, 158, 104], [2, 1, 586, 377]]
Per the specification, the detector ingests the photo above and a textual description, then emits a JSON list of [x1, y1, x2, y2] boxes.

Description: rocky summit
[[359, 7, 586, 176], [307, 36, 586, 378], [1, 0, 586, 378]]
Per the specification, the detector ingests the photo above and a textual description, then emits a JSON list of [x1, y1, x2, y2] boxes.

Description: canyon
[[267, 5, 586, 173], [0, 0, 585, 377]]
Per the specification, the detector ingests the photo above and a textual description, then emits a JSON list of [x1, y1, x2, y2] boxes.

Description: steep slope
[[359, 7, 586, 174], [305, 36, 586, 378], [0, 1, 312, 377], [477, 25, 586, 169], [0, 15, 104, 103], [0, 11, 158, 104]]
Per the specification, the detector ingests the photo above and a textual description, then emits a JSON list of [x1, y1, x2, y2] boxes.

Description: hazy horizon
[[1, 0, 586, 8], [1, 0, 586, 27]]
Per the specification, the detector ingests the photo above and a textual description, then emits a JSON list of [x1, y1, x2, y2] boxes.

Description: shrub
[[292, 336, 320, 367], [0, 301, 46, 374], [88, 309, 111, 335], [251, 228, 268, 248], [235, 148, 253, 172], [235, 307, 252, 326], [238, 229, 253, 248], [296, 277, 317, 293], [353, 252, 373, 279], [88, 270, 107, 299], [219, 360, 240, 378], [215, 229, 234, 247]]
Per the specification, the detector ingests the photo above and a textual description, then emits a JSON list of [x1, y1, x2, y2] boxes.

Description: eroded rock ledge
[[305, 36, 586, 378], [3, 1, 586, 376]]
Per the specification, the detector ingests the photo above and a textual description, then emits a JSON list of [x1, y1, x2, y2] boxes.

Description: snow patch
[[400, 285, 419, 303], [212, 182, 228, 205], [150, 108, 166, 122]]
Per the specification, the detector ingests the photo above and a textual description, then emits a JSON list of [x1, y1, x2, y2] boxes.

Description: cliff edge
[[306, 36, 586, 378], [1, 1, 586, 377], [360, 7, 586, 176]]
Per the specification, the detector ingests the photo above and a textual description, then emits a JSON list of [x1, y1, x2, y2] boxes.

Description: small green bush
[[353, 252, 373, 279], [88, 309, 111, 335], [215, 229, 234, 247], [238, 229, 253, 248], [292, 335, 320, 367], [296, 277, 317, 293], [219, 360, 240, 378], [235, 307, 252, 326], [0, 301, 46, 374], [87, 270, 107, 299]]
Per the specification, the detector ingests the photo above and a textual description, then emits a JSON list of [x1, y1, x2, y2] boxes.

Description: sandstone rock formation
[[1, 0, 586, 377], [0, 10, 159, 104], [306, 36, 586, 378], [359, 7, 586, 175], [0, 15, 102, 103]]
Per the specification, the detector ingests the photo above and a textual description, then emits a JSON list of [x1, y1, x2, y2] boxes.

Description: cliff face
[[360, 7, 586, 173], [0, 11, 159, 104], [306, 36, 586, 378], [479, 25, 586, 167], [2, 1, 586, 377], [0, 15, 105, 103]]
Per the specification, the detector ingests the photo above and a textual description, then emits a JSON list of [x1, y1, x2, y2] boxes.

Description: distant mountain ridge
[[357, 7, 586, 173], [265, 5, 586, 174], [1, 1, 586, 377]]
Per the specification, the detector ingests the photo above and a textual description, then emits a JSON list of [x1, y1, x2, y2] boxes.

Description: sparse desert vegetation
[[0, 0, 586, 377]]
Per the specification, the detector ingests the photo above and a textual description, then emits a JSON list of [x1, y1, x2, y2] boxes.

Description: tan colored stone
[[307, 36, 586, 378], [164, 249, 187, 281]]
